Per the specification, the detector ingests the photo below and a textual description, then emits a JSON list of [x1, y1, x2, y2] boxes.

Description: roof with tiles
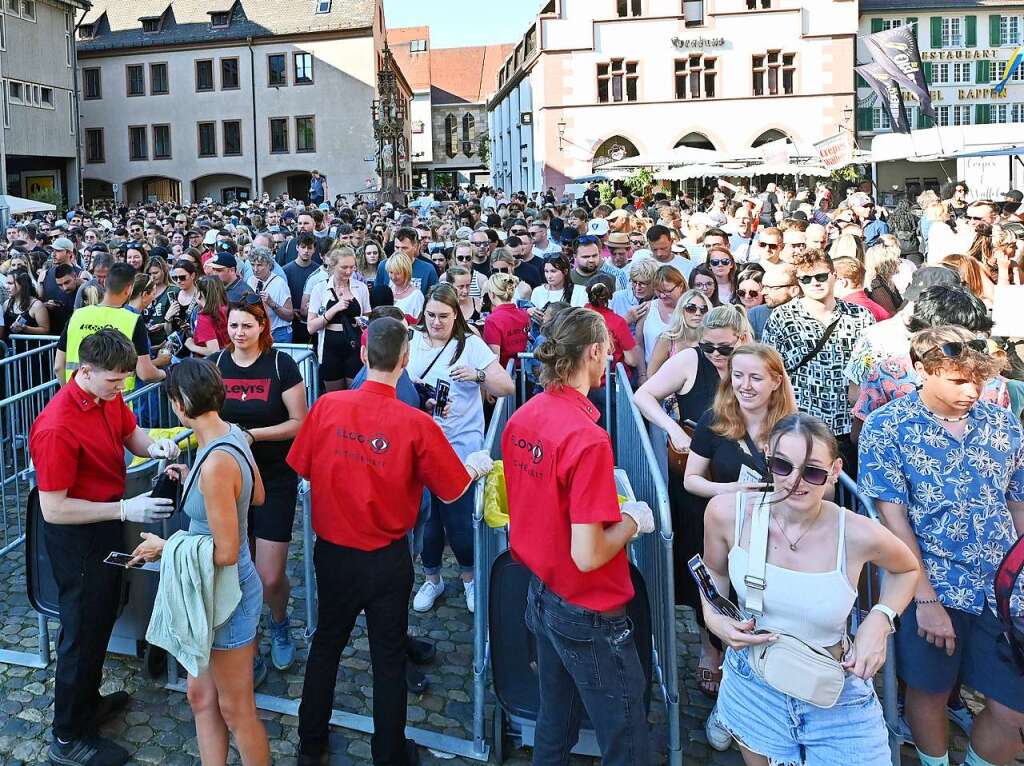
[[430, 44, 514, 104], [389, 26, 432, 92], [78, 0, 376, 52]]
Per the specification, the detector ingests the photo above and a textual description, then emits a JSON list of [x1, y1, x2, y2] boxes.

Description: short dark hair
[[297, 232, 317, 248], [54, 263, 76, 279], [91, 252, 115, 271], [79, 329, 137, 373], [106, 263, 137, 295], [395, 227, 419, 245], [703, 227, 729, 242], [369, 305, 406, 323], [907, 284, 993, 334], [646, 224, 673, 243], [366, 317, 408, 372], [165, 358, 226, 418]]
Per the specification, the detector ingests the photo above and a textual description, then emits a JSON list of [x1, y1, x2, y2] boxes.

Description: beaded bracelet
[[914, 598, 940, 606]]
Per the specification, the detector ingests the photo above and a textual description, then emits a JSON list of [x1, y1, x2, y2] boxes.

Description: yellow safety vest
[[64, 304, 141, 391]]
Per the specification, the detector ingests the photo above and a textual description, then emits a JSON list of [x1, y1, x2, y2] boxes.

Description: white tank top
[[642, 302, 672, 365], [727, 495, 857, 647]]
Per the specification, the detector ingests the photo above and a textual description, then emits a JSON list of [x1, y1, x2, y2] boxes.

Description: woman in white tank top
[[636, 265, 686, 371], [700, 413, 919, 766]]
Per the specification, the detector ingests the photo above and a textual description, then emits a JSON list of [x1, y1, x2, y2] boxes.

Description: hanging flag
[[864, 23, 935, 117], [995, 46, 1024, 94], [857, 63, 911, 134]]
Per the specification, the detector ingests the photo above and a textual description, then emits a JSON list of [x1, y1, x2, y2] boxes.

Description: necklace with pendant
[[931, 410, 969, 423], [773, 504, 825, 551]]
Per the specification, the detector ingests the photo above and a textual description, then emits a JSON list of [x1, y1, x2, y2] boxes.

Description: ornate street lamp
[[372, 45, 408, 204]]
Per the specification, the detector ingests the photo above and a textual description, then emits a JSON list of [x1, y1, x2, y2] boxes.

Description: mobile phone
[[104, 551, 144, 569], [516, 300, 534, 310], [688, 554, 747, 622], [433, 379, 451, 417]]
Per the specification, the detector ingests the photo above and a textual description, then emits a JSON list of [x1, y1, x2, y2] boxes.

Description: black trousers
[[299, 537, 414, 765], [44, 519, 124, 741]]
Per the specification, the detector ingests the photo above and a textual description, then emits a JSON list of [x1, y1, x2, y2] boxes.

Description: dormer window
[[316, 0, 331, 12], [410, 39, 427, 53], [210, 12, 230, 28], [79, 23, 95, 39], [141, 17, 161, 33]]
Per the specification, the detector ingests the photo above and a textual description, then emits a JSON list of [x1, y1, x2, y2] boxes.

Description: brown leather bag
[[667, 420, 696, 476]]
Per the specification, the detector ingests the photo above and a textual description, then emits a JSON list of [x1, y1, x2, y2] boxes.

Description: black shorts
[[321, 328, 361, 382], [248, 470, 299, 543]]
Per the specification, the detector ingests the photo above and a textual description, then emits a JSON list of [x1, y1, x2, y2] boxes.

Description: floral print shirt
[[859, 391, 1024, 616]]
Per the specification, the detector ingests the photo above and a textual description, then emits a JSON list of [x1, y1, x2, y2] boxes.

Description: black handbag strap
[[416, 336, 452, 380], [787, 316, 841, 375], [742, 432, 771, 478]]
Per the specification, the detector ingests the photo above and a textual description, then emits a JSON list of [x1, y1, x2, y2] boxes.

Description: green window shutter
[[965, 15, 977, 47], [918, 110, 932, 129], [990, 15, 1002, 47], [976, 104, 991, 124], [931, 17, 943, 48], [977, 60, 991, 84], [856, 73, 868, 88], [858, 107, 874, 132], [908, 18, 919, 43], [871, 18, 884, 33], [923, 62, 933, 83]]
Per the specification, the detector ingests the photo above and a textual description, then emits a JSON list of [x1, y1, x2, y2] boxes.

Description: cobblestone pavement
[[0, 539, 1019, 766]]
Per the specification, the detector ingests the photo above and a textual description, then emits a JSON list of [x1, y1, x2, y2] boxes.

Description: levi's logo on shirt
[[223, 378, 271, 402]]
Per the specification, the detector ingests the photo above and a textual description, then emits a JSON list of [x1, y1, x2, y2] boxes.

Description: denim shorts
[[896, 603, 1024, 713], [717, 647, 891, 766], [212, 564, 263, 651]]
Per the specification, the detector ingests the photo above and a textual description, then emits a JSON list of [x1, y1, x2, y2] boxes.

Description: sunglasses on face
[[928, 339, 989, 358], [737, 289, 761, 299], [493, 267, 512, 274], [683, 303, 709, 316], [966, 215, 986, 223], [797, 272, 831, 285], [770, 455, 830, 486], [171, 273, 190, 282], [709, 258, 732, 267], [455, 255, 472, 262], [698, 342, 735, 357], [761, 241, 781, 250]]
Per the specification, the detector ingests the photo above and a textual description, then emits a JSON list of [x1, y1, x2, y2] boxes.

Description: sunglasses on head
[[577, 235, 601, 246], [928, 339, 989, 358], [737, 289, 761, 299], [698, 342, 735, 357], [683, 303, 709, 316], [769, 455, 831, 486], [797, 272, 831, 285], [710, 258, 732, 267], [231, 291, 262, 308]]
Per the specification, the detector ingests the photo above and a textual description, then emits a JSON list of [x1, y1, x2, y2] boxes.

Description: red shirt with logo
[[503, 386, 634, 611], [29, 374, 137, 502], [483, 303, 531, 368], [287, 381, 471, 551], [586, 304, 637, 368]]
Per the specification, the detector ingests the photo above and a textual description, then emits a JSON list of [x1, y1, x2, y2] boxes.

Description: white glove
[[464, 451, 494, 481], [621, 501, 656, 538], [147, 438, 181, 461], [122, 492, 174, 524]]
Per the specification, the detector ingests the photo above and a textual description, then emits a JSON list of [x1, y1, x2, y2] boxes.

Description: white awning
[[867, 124, 1024, 163], [0, 194, 56, 214]]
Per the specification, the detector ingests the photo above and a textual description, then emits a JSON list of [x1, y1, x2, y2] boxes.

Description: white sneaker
[[413, 579, 445, 612], [464, 580, 476, 613], [705, 708, 732, 752]]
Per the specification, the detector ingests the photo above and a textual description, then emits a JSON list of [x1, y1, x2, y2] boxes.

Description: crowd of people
[[13, 175, 1024, 766]]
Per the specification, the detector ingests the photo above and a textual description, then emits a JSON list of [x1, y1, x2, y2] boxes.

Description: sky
[[384, 0, 539, 49]]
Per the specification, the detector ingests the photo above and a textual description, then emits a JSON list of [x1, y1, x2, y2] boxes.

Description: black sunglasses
[[493, 266, 512, 274], [709, 258, 732, 267], [683, 303, 709, 316], [737, 289, 761, 299], [698, 342, 735, 357], [797, 272, 831, 285], [929, 340, 989, 358], [171, 273, 190, 282], [230, 291, 262, 308], [769, 455, 831, 486]]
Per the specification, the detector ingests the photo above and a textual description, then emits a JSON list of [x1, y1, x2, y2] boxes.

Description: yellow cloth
[[129, 427, 197, 466]]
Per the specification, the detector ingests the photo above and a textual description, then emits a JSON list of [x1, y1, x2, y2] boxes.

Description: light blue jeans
[[716, 647, 891, 766]]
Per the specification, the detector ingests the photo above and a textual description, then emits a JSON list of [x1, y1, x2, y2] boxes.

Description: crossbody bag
[[787, 316, 841, 375], [741, 493, 848, 708]]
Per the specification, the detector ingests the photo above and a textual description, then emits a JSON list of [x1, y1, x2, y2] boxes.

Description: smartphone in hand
[[433, 379, 451, 418]]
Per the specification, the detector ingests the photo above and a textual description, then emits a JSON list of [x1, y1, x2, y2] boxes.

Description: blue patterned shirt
[[858, 391, 1024, 616]]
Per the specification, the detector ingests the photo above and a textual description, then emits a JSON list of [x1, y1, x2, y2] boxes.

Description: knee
[[187, 683, 219, 716], [259, 568, 288, 594], [218, 694, 257, 731]]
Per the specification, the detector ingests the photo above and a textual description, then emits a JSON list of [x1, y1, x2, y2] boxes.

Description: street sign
[[111, 183, 120, 193]]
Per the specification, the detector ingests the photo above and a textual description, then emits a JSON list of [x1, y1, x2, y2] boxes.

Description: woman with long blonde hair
[[647, 288, 713, 377]]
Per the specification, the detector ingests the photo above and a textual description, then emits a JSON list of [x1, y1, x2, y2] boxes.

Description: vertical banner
[[864, 23, 935, 117], [856, 63, 911, 134]]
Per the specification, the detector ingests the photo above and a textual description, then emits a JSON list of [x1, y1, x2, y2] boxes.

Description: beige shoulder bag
[[742, 494, 847, 709]]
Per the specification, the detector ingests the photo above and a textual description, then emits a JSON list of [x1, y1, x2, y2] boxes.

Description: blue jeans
[[421, 487, 474, 576], [526, 578, 650, 766], [272, 325, 293, 344]]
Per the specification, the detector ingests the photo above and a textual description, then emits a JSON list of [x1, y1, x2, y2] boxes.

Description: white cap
[[587, 218, 610, 236]]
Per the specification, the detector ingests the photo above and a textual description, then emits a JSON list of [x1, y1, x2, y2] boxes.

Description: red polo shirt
[[586, 304, 636, 368], [482, 303, 531, 367], [287, 381, 471, 551], [29, 374, 137, 502], [503, 386, 633, 611]]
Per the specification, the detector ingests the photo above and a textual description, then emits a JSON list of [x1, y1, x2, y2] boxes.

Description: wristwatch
[[475, 368, 486, 383], [870, 603, 898, 633]]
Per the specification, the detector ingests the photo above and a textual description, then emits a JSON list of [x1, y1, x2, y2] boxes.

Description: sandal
[[696, 664, 722, 698]]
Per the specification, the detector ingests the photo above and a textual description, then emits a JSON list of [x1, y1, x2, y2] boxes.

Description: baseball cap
[[587, 218, 610, 236], [208, 252, 238, 270], [902, 265, 960, 304], [607, 209, 630, 222], [203, 229, 220, 246], [51, 237, 75, 251], [216, 240, 238, 255], [319, 202, 331, 211], [848, 192, 874, 208]]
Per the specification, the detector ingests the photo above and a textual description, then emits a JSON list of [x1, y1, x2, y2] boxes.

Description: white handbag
[[742, 494, 848, 709]]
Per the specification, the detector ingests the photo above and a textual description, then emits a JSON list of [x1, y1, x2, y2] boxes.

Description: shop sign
[[815, 132, 855, 170], [671, 36, 725, 50]]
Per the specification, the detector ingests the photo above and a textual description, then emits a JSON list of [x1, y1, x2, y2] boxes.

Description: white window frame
[[935, 105, 950, 126], [40, 86, 53, 108], [942, 17, 964, 48], [1, 81, 9, 129], [882, 18, 905, 31], [952, 104, 971, 126], [872, 105, 891, 131], [953, 62, 972, 84], [316, 0, 331, 12], [993, 103, 1024, 123], [5, 0, 19, 19], [932, 62, 950, 85], [1000, 15, 1022, 47], [20, 0, 33, 21], [8, 79, 21, 103], [0, 15, 6, 51]]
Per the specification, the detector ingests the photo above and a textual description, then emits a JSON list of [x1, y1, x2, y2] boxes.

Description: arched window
[[674, 132, 716, 151], [751, 129, 789, 148], [462, 114, 476, 156], [445, 114, 457, 158], [591, 135, 639, 171]]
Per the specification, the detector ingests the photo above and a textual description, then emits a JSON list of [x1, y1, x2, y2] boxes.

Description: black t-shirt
[[283, 260, 320, 309], [43, 265, 82, 334], [689, 410, 769, 484], [57, 309, 150, 358], [515, 259, 543, 289], [213, 349, 304, 470]]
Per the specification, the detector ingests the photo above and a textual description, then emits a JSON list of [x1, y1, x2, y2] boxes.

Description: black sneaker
[[49, 735, 129, 766], [406, 665, 429, 694], [405, 738, 420, 766], [406, 637, 436, 666], [93, 691, 131, 727]]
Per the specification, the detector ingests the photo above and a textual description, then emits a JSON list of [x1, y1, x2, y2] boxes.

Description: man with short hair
[[469, 229, 496, 277], [634, 224, 695, 279], [728, 208, 756, 262], [286, 233, 321, 345], [747, 262, 798, 341], [804, 223, 828, 251], [859, 327, 1024, 766], [208, 247, 251, 303], [376, 227, 438, 296], [529, 221, 561, 259], [277, 212, 328, 265], [965, 200, 999, 227], [308, 169, 328, 206], [73, 252, 113, 310], [779, 229, 807, 264], [31, 330, 179, 766], [570, 236, 605, 287], [832, 256, 891, 322], [762, 249, 874, 452]]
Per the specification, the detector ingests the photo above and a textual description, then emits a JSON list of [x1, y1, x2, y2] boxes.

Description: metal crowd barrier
[[837, 472, 902, 766], [613, 364, 682, 766], [515, 352, 614, 434]]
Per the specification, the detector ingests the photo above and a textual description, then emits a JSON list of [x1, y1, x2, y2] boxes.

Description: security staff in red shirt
[[288, 317, 493, 766], [29, 330, 180, 766], [503, 307, 656, 766]]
